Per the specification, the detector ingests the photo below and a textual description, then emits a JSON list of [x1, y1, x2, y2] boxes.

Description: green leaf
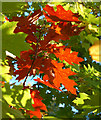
[[63, 3, 70, 10], [73, 97, 84, 106], [85, 34, 99, 44], [1, 21, 31, 60], [0, 63, 10, 74], [86, 14, 99, 24], [20, 89, 32, 108], [98, 27, 101, 36], [82, 105, 99, 109], [79, 93, 90, 100], [2, 83, 33, 110], [2, 98, 25, 118], [0, 63, 12, 82], [55, 107, 74, 118], [49, 53, 56, 60], [70, 63, 80, 72], [88, 24, 98, 33], [2, 2, 28, 18], [73, 93, 90, 106], [83, 64, 100, 77], [2, 2, 27, 13], [77, 3, 86, 19], [3, 94, 16, 107], [31, 2, 41, 10], [0, 13, 5, 25], [81, 42, 90, 51], [43, 116, 63, 120]]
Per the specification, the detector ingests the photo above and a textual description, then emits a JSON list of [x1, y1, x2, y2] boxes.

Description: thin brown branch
[[23, 34, 39, 88]]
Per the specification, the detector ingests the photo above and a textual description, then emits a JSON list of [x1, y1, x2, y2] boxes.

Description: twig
[[23, 34, 39, 87], [37, 82, 40, 90]]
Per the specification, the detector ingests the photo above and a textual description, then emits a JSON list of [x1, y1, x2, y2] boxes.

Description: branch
[[23, 34, 39, 88]]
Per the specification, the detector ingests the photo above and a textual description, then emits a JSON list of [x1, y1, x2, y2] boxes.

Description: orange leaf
[[54, 47, 84, 65], [43, 5, 81, 23], [32, 98, 47, 111], [34, 77, 62, 91], [28, 90, 47, 119], [26, 109, 42, 119], [51, 60, 77, 95]]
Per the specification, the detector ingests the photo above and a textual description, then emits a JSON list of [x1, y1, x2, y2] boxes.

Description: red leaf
[[43, 5, 81, 23], [14, 50, 36, 81], [26, 109, 42, 118], [40, 22, 85, 43], [30, 90, 47, 112], [34, 58, 77, 95], [32, 98, 47, 111], [30, 90, 43, 101], [50, 22, 85, 41], [5, 16, 9, 21], [25, 33, 37, 43], [14, 65, 30, 81], [28, 90, 47, 118], [9, 9, 41, 34]]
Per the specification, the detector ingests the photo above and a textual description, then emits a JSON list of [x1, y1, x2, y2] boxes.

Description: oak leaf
[[34, 77, 62, 91], [51, 60, 77, 94], [43, 5, 81, 23], [9, 9, 41, 34], [26, 109, 42, 119], [54, 47, 84, 65], [51, 22, 85, 41], [27, 90, 47, 118]]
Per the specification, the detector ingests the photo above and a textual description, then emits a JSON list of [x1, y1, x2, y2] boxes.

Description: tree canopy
[[0, 1, 101, 119]]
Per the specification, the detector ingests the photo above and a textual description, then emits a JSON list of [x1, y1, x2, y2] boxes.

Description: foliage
[[1, 1, 101, 119]]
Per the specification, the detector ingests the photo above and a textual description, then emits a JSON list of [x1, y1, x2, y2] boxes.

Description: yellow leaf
[[89, 40, 101, 62]]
